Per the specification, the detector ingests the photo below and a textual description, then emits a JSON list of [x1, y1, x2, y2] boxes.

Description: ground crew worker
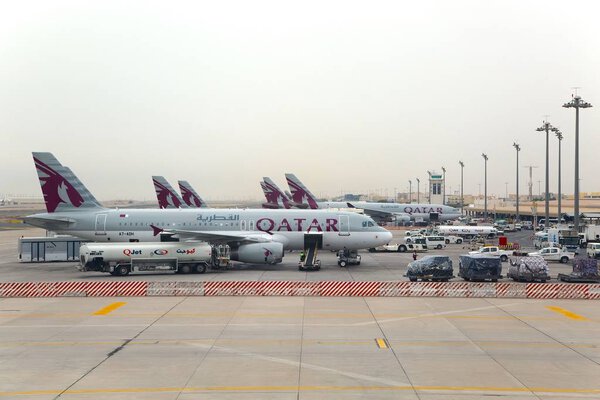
[[412, 251, 418, 261]]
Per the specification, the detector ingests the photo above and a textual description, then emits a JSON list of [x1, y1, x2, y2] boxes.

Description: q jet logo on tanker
[[123, 249, 142, 256]]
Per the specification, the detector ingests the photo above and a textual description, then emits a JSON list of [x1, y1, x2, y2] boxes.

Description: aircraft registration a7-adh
[[24, 153, 392, 265]]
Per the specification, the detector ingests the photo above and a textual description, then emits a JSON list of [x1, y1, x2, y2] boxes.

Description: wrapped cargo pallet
[[406, 256, 453, 282], [507, 256, 549, 282], [558, 258, 600, 283], [458, 255, 502, 282]]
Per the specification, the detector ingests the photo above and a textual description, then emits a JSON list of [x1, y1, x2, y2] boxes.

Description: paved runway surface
[[0, 228, 577, 282], [1, 296, 600, 399]]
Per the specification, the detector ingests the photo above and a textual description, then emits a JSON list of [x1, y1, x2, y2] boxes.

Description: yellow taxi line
[[546, 306, 588, 321], [92, 302, 126, 316]]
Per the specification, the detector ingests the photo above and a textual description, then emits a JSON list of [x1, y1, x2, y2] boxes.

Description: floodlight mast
[[555, 131, 563, 220], [459, 161, 464, 216], [535, 120, 559, 226], [513, 143, 521, 222], [482, 153, 488, 221], [563, 95, 592, 233], [441, 166, 446, 205]]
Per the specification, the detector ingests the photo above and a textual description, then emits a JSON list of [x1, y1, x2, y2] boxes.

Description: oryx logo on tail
[[34, 156, 84, 213], [152, 176, 184, 209], [178, 180, 205, 208]]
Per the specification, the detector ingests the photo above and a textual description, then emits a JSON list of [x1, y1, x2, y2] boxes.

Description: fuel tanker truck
[[78, 242, 214, 276]]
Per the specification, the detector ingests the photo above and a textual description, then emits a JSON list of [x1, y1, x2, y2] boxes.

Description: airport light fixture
[[513, 142, 521, 222], [563, 95, 593, 232], [482, 153, 488, 220], [441, 166, 446, 205], [416, 178, 420, 203], [555, 130, 563, 220], [408, 180, 412, 204], [459, 161, 464, 215], [536, 120, 559, 227]]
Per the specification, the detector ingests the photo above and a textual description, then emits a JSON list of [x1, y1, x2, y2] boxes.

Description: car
[[443, 235, 463, 244]]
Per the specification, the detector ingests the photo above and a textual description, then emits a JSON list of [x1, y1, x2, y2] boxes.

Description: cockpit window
[[362, 221, 368, 228], [368, 222, 374, 227]]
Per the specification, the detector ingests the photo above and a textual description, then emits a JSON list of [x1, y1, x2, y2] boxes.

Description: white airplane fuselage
[[25, 208, 392, 251]]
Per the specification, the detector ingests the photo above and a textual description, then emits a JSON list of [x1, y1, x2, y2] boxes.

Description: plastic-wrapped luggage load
[[573, 258, 599, 278], [458, 255, 502, 282], [507, 256, 549, 282], [406, 256, 453, 282], [558, 258, 600, 282]]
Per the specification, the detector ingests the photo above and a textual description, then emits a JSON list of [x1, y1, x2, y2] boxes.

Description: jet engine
[[231, 242, 284, 264]]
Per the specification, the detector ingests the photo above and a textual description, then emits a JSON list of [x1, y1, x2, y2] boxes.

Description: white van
[[586, 243, 600, 258], [424, 235, 447, 250]]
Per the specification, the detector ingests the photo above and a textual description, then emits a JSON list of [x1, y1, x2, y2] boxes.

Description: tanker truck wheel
[[179, 264, 192, 274], [194, 264, 207, 274], [115, 265, 129, 276]]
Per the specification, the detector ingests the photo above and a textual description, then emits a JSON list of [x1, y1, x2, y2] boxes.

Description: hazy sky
[[1, 0, 599, 201]]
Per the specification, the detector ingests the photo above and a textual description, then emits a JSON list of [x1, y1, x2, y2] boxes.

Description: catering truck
[[78, 242, 213, 276]]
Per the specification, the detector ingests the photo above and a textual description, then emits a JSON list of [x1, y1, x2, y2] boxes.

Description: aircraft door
[[338, 215, 350, 236], [95, 214, 107, 236]]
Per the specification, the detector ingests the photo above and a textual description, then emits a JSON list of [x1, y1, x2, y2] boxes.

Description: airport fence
[[0, 281, 599, 299]]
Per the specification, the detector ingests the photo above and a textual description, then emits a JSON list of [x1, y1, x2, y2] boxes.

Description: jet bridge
[[299, 233, 322, 271]]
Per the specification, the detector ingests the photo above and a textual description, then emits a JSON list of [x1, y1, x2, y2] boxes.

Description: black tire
[[399, 245, 407, 253], [368, 248, 375, 253], [406, 238, 412, 244], [409, 277, 417, 282], [436, 244, 442, 249], [492, 279, 498, 282], [116, 265, 129, 276], [194, 263, 207, 274], [445, 239, 450, 244], [357, 261, 361, 265], [179, 264, 192, 274], [340, 260, 347, 268], [457, 239, 463, 244], [500, 255, 508, 262], [560, 256, 569, 264]]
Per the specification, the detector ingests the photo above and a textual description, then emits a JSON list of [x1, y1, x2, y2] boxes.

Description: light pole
[[536, 120, 559, 227], [482, 153, 488, 221], [513, 142, 521, 222], [441, 166, 446, 205], [555, 130, 563, 221], [563, 95, 593, 232], [408, 180, 412, 204], [416, 178, 420, 203], [427, 171, 432, 204], [459, 161, 464, 216]]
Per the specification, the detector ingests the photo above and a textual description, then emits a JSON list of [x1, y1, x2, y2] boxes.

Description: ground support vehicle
[[406, 256, 453, 282], [79, 242, 212, 276], [529, 247, 574, 263], [558, 258, 600, 283], [458, 255, 502, 282], [337, 249, 361, 267], [210, 245, 231, 269], [370, 243, 427, 253], [468, 246, 513, 262], [507, 256, 549, 282], [580, 225, 600, 247], [586, 243, 600, 259], [436, 225, 498, 239], [444, 235, 463, 244], [19, 236, 85, 262], [298, 234, 321, 271]]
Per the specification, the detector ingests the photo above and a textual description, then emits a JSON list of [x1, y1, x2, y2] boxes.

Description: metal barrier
[[0, 281, 600, 299]]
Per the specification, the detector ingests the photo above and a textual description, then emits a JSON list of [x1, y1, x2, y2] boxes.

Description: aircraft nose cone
[[378, 230, 393, 244]]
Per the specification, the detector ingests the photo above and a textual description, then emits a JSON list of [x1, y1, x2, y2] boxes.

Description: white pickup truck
[[530, 247, 574, 263], [468, 246, 513, 262]]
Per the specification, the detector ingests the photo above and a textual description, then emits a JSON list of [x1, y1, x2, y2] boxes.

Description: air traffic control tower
[[428, 171, 444, 205]]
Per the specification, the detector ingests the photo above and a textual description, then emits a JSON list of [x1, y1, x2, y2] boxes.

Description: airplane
[[285, 173, 461, 223], [260, 177, 308, 209], [152, 176, 187, 209], [24, 153, 392, 265], [178, 180, 208, 208]]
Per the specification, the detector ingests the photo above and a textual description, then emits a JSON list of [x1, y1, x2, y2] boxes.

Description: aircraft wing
[[346, 202, 410, 222], [167, 229, 271, 245]]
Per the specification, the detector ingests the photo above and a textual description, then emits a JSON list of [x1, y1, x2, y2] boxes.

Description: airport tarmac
[[0, 227, 579, 282], [1, 296, 600, 399]]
